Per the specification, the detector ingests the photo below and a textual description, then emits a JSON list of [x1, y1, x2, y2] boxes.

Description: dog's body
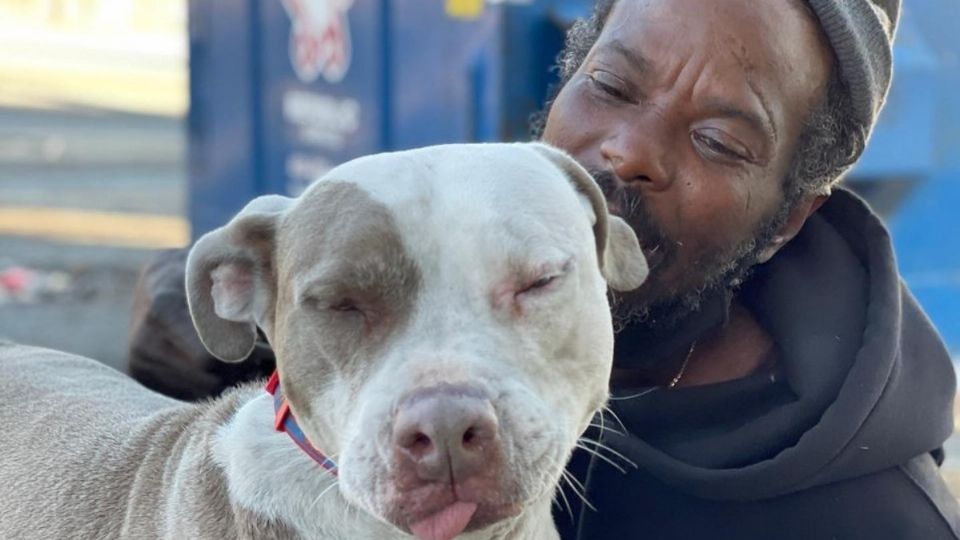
[[0, 344, 411, 539], [0, 345, 294, 539], [0, 143, 646, 539]]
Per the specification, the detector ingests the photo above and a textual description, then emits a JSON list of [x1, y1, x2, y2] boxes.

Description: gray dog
[[0, 143, 647, 539]]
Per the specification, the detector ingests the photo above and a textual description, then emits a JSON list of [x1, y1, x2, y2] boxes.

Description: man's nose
[[599, 119, 672, 191], [392, 385, 501, 483]]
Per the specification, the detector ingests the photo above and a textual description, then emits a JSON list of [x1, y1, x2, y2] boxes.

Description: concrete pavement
[[0, 105, 186, 371]]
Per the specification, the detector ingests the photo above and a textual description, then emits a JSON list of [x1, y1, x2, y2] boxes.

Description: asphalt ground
[[0, 105, 186, 372]]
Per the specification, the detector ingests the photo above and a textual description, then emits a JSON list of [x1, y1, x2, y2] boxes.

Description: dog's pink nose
[[392, 386, 501, 483]]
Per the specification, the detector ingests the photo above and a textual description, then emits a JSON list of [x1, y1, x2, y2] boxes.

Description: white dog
[[0, 143, 646, 540]]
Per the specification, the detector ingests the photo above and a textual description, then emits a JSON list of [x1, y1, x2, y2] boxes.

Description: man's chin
[[610, 277, 728, 334], [610, 287, 675, 332], [611, 297, 678, 333]]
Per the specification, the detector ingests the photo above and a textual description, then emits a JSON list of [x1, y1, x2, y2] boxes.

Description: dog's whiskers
[[608, 387, 658, 401], [577, 437, 638, 470], [597, 405, 629, 439], [588, 421, 626, 438], [560, 469, 597, 512], [309, 480, 341, 512], [599, 405, 630, 435], [552, 476, 576, 521], [590, 409, 627, 438], [574, 443, 628, 474], [575, 437, 638, 474], [562, 467, 589, 496]]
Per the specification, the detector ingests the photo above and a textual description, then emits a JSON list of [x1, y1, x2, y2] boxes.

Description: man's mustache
[[589, 170, 676, 270], [591, 169, 627, 212]]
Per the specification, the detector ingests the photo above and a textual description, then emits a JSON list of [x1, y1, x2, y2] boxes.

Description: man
[[129, 0, 960, 537], [532, 1, 960, 538]]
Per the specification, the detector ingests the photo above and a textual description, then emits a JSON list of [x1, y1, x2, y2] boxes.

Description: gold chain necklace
[[667, 341, 697, 388]]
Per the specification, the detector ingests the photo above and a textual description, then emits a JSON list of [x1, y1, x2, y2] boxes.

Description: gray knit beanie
[[805, 0, 900, 140]]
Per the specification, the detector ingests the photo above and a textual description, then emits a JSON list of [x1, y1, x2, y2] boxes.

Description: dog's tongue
[[409, 501, 478, 540]]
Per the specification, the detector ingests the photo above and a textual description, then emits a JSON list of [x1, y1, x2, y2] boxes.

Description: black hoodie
[[559, 189, 960, 539]]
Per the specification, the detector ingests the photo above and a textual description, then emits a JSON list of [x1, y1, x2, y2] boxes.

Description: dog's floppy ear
[[185, 195, 294, 362], [529, 143, 648, 291]]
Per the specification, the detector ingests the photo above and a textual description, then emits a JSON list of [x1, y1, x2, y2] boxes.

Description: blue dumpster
[[188, 0, 566, 237]]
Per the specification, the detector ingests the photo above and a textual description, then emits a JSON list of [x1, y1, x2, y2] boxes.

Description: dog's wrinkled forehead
[[359, 145, 576, 210], [281, 144, 592, 279], [279, 180, 418, 288]]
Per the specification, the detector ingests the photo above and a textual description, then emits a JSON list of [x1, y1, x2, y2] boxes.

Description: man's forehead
[[602, 0, 820, 50], [597, 0, 831, 139]]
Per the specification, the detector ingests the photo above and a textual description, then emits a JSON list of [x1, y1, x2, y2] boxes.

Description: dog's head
[[186, 143, 646, 539]]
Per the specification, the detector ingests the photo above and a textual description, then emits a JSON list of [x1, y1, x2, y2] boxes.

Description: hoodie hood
[[601, 188, 956, 501]]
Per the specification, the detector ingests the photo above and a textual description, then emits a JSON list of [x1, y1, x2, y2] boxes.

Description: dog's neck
[[266, 372, 340, 475], [213, 394, 559, 540], [213, 394, 370, 538]]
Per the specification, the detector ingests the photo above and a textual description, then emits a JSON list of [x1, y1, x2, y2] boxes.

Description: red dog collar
[[266, 372, 338, 476]]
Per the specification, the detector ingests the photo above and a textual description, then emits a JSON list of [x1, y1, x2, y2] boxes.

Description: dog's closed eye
[[299, 290, 372, 323], [514, 258, 574, 299], [330, 298, 363, 313], [516, 275, 559, 296]]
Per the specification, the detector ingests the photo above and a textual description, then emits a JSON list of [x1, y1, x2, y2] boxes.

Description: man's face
[[542, 0, 832, 328]]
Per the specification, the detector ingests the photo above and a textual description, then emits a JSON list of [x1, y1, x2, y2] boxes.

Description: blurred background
[[0, 0, 958, 481], [0, 0, 186, 367]]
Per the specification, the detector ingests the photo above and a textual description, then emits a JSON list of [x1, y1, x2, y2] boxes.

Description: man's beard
[[591, 170, 789, 333]]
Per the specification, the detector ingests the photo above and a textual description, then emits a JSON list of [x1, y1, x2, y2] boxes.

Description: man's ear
[[756, 194, 829, 264], [185, 195, 294, 362], [528, 143, 649, 291]]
